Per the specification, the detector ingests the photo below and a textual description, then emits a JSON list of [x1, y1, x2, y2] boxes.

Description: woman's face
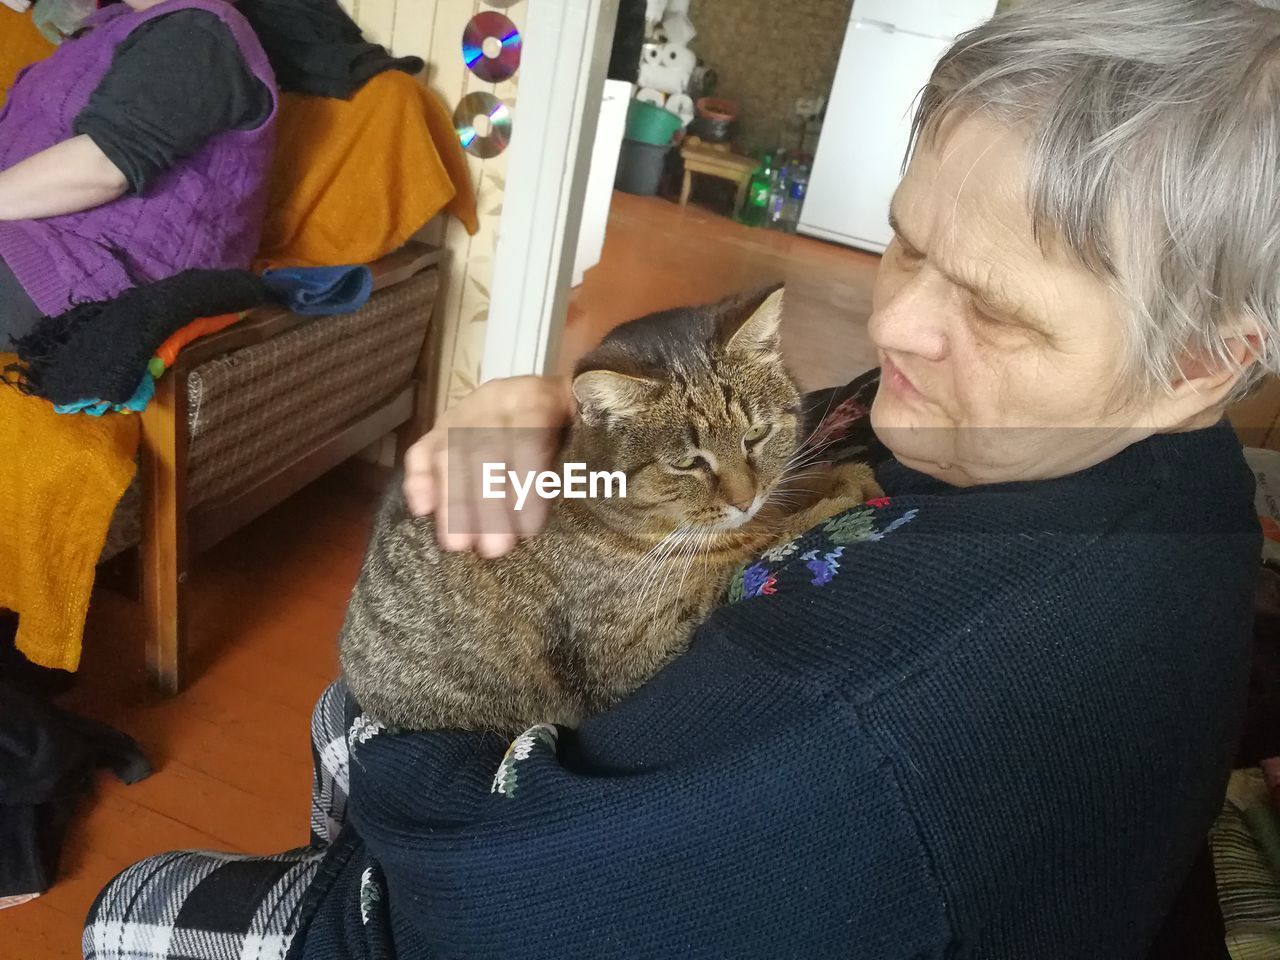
[[869, 115, 1212, 487]]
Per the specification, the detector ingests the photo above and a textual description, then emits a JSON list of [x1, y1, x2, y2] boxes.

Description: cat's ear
[[719, 283, 785, 358], [572, 370, 662, 422]]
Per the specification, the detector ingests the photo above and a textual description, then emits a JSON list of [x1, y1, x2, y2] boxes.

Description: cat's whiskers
[[789, 390, 841, 458], [672, 528, 711, 625], [626, 526, 697, 630], [783, 441, 836, 475], [784, 403, 856, 472], [617, 525, 690, 594], [630, 538, 690, 633], [647, 526, 707, 629]]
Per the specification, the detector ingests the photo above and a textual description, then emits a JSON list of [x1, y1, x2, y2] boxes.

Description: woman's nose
[[869, 267, 950, 362]]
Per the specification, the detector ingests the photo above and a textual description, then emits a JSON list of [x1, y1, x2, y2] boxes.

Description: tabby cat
[[339, 286, 878, 733]]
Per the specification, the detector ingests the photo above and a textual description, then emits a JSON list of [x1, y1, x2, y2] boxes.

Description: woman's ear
[[1171, 332, 1263, 395], [1153, 331, 1264, 428], [719, 284, 785, 358], [572, 370, 662, 423]]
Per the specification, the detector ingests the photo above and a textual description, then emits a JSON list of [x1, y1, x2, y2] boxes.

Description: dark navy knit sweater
[[292, 387, 1260, 960]]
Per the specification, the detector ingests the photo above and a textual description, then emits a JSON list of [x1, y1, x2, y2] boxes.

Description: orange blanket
[[0, 363, 141, 672], [0, 67, 471, 672], [0, 11, 52, 101], [256, 70, 479, 270]]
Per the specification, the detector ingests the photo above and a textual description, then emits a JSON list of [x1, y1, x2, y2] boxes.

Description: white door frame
[[480, 0, 621, 381]]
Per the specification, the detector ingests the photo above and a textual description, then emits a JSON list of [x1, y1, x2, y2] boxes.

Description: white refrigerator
[[798, 0, 999, 252]]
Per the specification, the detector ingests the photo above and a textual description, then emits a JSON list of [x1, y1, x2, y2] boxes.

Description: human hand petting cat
[[402, 375, 576, 558]]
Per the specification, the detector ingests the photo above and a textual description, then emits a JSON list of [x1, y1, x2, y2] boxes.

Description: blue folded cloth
[[261, 265, 373, 316], [54, 373, 155, 416]]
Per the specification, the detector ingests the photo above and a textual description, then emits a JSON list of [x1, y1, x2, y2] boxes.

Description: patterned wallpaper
[[688, 0, 854, 154], [342, 0, 523, 414]]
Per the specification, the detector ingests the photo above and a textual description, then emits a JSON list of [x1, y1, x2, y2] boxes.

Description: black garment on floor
[[74, 10, 273, 195], [0, 677, 151, 897], [236, 0, 423, 99], [4, 268, 268, 406]]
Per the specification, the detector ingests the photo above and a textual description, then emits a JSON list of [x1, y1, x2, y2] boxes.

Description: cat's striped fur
[[339, 287, 878, 733]]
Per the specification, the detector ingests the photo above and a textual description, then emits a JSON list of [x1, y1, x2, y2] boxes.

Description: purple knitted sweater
[[0, 0, 276, 315]]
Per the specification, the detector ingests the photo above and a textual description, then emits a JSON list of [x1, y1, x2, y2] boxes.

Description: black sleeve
[[73, 11, 272, 194]]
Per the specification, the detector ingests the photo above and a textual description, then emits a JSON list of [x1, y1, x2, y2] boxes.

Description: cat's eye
[[670, 455, 703, 471], [743, 424, 770, 446]]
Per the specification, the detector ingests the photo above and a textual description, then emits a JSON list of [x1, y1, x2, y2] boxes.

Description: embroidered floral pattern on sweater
[[359, 866, 381, 925], [870, 509, 919, 541], [491, 724, 559, 797], [726, 499, 919, 602], [802, 546, 845, 586], [348, 715, 386, 751], [759, 538, 800, 562], [809, 395, 871, 453]]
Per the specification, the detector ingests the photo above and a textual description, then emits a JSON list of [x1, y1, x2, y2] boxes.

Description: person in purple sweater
[[0, 0, 276, 349]]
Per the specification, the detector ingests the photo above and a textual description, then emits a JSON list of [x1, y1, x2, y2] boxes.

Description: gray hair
[[912, 0, 1280, 397]]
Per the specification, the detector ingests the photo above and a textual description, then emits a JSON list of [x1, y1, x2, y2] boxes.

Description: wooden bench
[[101, 242, 444, 693], [679, 136, 759, 213]]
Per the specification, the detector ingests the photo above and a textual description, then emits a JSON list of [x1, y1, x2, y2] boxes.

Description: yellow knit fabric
[[0, 10, 53, 102], [0, 364, 141, 672], [254, 70, 479, 270]]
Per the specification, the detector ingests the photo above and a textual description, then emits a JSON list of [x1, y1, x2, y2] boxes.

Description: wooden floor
[[5, 192, 878, 959], [560, 192, 881, 392]]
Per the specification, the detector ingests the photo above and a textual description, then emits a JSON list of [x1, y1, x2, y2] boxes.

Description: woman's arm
[[71, 11, 271, 196], [343, 635, 951, 959], [0, 135, 128, 221]]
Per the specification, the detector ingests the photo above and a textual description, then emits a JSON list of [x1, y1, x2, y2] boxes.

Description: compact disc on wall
[[463, 11, 522, 83], [453, 92, 514, 159]]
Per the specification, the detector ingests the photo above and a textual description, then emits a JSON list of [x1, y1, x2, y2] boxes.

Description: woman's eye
[[892, 238, 924, 265], [671, 455, 701, 471], [970, 299, 1020, 332], [743, 424, 770, 445]]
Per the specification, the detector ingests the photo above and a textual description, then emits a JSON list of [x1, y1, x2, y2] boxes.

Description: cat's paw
[[827, 462, 882, 504]]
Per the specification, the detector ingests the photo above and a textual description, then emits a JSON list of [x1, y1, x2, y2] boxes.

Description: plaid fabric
[[310, 680, 354, 848], [1213, 767, 1280, 960], [82, 847, 324, 960], [83, 682, 353, 960], [185, 269, 439, 509]]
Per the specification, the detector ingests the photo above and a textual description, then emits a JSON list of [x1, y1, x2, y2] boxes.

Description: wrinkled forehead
[[892, 115, 1120, 341]]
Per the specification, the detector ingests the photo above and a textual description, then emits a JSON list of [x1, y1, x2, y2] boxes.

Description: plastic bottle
[[767, 158, 791, 229], [737, 153, 775, 227], [774, 163, 809, 234]]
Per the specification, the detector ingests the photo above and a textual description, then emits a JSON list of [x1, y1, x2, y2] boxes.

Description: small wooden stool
[[679, 136, 759, 213]]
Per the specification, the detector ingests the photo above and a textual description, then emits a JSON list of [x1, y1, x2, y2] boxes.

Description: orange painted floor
[[5, 192, 879, 959], [560, 191, 881, 391]]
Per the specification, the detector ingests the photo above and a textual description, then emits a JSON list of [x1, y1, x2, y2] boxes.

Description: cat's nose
[[727, 495, 754, 513]]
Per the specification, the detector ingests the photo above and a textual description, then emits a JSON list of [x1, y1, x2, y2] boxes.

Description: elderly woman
[[83, 1, 1274, 959], [0, 0, 275, 349]]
